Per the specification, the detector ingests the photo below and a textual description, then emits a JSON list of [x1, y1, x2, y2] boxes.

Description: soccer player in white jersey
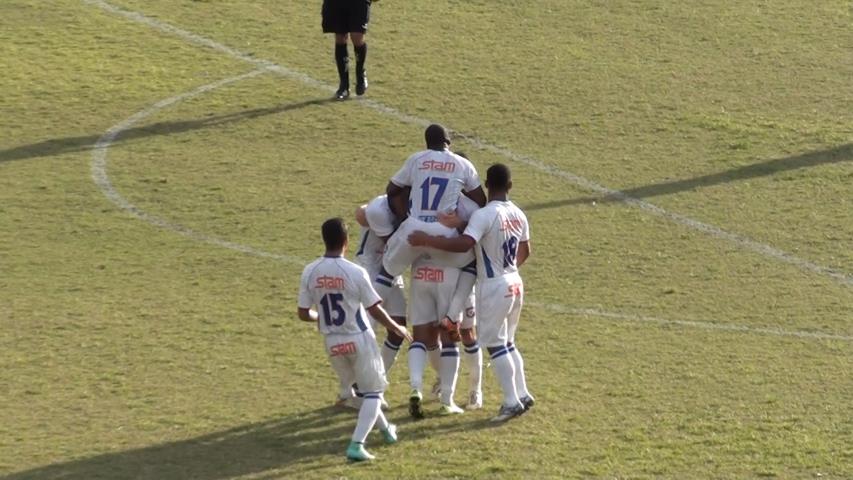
[[354, 195, 408, 372], [298, 218, 412, 461], [406, 256, 469, 417], [409, 164, 534, 422], [421, 186, 483, 410], [374, 124, 486, 294]]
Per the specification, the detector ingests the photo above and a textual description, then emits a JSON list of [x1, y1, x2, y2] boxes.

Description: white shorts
[[364, 265, 407, 320], [460, 288, 476, 329], [325, 330, 388, 394], [408, 263, 460, 327], [382, 217, 475, 277], [475, 273, 523, 348]]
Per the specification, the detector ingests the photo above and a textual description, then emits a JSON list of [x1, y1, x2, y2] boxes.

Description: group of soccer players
[[297, 124, 534, 461]]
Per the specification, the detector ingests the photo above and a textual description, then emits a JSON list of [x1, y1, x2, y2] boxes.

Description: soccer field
[[1, 1, 851, 478]]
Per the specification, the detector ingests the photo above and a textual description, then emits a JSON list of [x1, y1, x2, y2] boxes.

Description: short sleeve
[[358, 267, 383, 308], [462, 160, 481, 192], [390, 153, 417, 187], [297, 266, 313, 309], [463, 208, 491, 243], [366, 197, 395, 237], [519, 210, 530, 242]]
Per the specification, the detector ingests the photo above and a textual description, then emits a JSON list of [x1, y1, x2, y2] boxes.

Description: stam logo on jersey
[[419, 159, 456, 172], [413, 266, 445, 282], [315, 275, 344, 289]]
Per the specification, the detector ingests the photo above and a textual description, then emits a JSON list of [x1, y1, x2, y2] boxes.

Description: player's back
[[300, 256, 377, 335], [391, 149, 480, 223], [465, 200, 529, 281]]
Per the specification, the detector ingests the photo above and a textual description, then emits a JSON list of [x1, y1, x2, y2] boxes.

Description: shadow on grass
[[2, 405, 501, 480], [0, 97, 335, 164], [522, 143, 853, 211]]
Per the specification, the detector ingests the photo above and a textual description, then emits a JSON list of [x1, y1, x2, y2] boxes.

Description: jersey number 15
[[320, 293, 346, 326]]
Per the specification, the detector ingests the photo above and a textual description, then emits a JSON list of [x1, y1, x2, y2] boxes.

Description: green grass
[[1, 0, 851, 478]]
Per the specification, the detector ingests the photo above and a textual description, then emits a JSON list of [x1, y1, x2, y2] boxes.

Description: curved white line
[[90, 68, 301, 262], [90, 72, 851, 342], [83, 0, 853, 288]]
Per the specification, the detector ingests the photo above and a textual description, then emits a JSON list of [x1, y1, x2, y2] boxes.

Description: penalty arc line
[[82, 0, 853, 288], [90, 72, 852, 343]]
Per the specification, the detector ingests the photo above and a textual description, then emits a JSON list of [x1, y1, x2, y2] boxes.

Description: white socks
[[488, 345, 521, 407], [508, 342, 530, 399], [352, 396, 386, 443], [381, 337, 402, 373], [408, 342, 427, 391], [439, 344, 460, 404], [463, 341, 483, 394]]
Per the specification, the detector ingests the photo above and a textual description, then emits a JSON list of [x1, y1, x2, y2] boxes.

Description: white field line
[[83, 0, 853, 288], [87, 5, 853, 341], [529, 302, 853, 342], [91, 68, 304, 263], [89, 74, 851, 343]]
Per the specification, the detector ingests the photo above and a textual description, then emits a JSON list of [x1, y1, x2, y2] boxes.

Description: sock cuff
[[464, 342, 480, 354], [440, 345, 460, 357], [461, 260, 477, 275], [487, 345, 510, 359], [384, 339, 402, 351], [375, 273, 393, 287], [409, 341, 426, 352]]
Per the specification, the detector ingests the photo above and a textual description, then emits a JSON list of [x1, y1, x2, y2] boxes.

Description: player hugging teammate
[[298, 124, 534, 462]]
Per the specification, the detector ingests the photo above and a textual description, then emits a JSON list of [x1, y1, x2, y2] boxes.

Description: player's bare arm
[[408, 231, 476, 252], [437, 211, 467, 232], [355, 204, 369, 227], [367, 302, 413, 342], [517, 240, 531, 267], [297, 307, 319, 323], [463, 186, 487, 207]]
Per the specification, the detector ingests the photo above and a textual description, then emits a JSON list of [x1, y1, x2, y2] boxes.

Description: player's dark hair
[[425, 124, 451, 150], [486, 163, 512, 191], [321, 217, 348, 251]]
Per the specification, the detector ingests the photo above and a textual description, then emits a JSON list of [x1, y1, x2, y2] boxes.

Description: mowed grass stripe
[[81, 0, 853, 288], [91, 70, 851, 342]]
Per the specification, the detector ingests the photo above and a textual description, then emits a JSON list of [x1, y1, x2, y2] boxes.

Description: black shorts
[[322, 0, 371, 34]]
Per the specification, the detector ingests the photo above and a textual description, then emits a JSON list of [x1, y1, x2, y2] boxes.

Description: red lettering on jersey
[[315, 275, 345, 289], [504, 283, 522, 297], [499, 219, 523, 231], [330, 342, 357, 356], [413, 266, 445, 283], [419, 159, 456, 172]]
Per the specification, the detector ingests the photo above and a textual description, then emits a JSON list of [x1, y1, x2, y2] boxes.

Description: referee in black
[[322, 0, 374, 100]]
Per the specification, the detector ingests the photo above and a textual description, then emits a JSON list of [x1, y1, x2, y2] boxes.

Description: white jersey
[[463, 200, 530, 280], [390, 148, 480, 223], [456, 194, 480, 222], [298, 256, 382, 335], [355, 195, 396, 273]]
